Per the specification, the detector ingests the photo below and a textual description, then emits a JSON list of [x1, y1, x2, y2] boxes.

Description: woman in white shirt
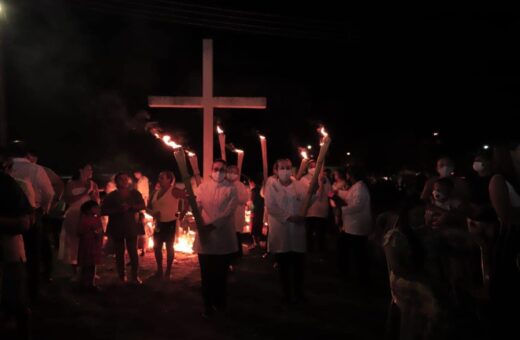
[[332, 165, 372, 284], [265, 159, 307, 303], [147, 171, 185, 279], [194, 160, 238, 317]]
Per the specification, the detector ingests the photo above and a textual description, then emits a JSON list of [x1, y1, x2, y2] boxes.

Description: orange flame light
[[299, 148, 309, 160], [319, 126, 329, 146]]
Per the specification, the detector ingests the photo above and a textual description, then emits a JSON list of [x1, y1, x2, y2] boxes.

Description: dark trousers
[[80, 265, 96, 287], [198, 254, 231, 312], [41, 217, 56, 281], [306, 217, 328, 252], [154, 222, 176, 275], [337, 232, 368, 282], [275, 252, 305, 301], [233, 232, 243, 261], [113, 236, 138, 280], [1, 262, 31, 338], [23, 217, 42, 302]]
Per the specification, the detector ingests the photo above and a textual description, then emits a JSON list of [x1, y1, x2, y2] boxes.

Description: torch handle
[[174, 149, 205, 228], [261, 139, 268, 183], [219, 134, 227, 161], [301, 136, 331, 216], [296, 158, 310, 180]]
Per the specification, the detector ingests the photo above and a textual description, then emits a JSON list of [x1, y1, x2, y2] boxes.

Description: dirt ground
[[5, 236, 390, 340]]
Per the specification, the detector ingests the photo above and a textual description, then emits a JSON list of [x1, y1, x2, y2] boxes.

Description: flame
[[151, 130, 183, 149], [144, 211, 195, 254], [174, 228, 196, 254], [234, 148, 244, 154], [319, 126, 329, 137], [299, 148, 309, 159], [217, 126, 224, 134], [318, 126, 329, 146]]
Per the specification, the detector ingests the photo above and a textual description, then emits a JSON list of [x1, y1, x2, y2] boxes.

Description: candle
[[217, 126, 226, 161], [259, 134, 268, 183], [172, 148, 204, 229], [295, 147, 310, 180], [301, 127, 331, 216], [187, 151, 202, 186], [235, 149, 244, 178]]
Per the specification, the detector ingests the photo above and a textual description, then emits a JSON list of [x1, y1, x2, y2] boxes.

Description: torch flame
[[319, 126, 329, 138], [157, 134, 182, 149], [318, 126, 329, 146], [217, 126, 224, 134]]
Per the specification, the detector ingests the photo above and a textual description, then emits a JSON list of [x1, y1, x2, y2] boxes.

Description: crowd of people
[[1, 139, 520, 339]]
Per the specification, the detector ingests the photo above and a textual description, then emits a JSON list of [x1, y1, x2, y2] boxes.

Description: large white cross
[[149, 39, 266, 178]]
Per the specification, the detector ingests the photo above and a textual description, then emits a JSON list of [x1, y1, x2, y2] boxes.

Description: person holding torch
[[193, 159, 238, 318]]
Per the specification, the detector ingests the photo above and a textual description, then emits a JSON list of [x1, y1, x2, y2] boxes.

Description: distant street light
[[433, 132, 439, 137], [483, 145, 489, 150], [346, 152, 351, 156]]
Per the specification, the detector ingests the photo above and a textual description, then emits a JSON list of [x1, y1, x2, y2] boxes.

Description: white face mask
[[437, 166, 454, 178], [308, 168, 316, 176], [432, 190, 446, 202], [212, 171, 226, 183], [472, 161, 484, 173], [278, 169, 292, 182], [227, 173, 238, 182]]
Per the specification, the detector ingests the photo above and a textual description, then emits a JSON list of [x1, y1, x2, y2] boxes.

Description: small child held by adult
[[77, 200, 104, 292]]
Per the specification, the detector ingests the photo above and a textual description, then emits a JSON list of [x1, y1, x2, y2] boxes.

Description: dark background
[[3, 1, 518, 177]]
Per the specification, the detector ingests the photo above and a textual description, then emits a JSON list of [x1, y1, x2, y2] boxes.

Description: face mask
[[278, 169, 292, 182], [212, 171, 226, 182], [472, 161, 484, 172], [437, 166, 454, 178], [308, 168, 316, 176], [227, 173, 238, 182], [432, 190, 446, 202]]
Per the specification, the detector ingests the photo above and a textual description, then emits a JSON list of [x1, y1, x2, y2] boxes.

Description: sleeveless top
[[151, 186, 179, 222]]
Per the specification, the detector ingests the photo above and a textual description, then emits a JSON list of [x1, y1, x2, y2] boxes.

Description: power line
[[70, 0, 347, 41]]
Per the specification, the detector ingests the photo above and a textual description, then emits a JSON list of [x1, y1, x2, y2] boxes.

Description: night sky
[[3, 1, 519, 178]]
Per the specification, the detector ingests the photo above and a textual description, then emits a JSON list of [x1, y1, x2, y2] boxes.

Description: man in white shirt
[[9, 142, 55, 301], [226, 165, 249, 262], [331, 165, 372, 285], [300, 160, 332, 253], [265, 158, 308, 303], [194, 159, 238, 317]]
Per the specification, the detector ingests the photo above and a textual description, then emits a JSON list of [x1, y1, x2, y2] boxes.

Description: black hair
[[80, 200, 99, 214]]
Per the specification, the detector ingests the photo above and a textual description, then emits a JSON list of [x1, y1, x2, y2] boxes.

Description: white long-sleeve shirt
[[231, 180, 250, 232], [193, 178, 238, 254], [11, 158, 55, 213], [265, 178, 307, 253], [337, 180, 372, 236]]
